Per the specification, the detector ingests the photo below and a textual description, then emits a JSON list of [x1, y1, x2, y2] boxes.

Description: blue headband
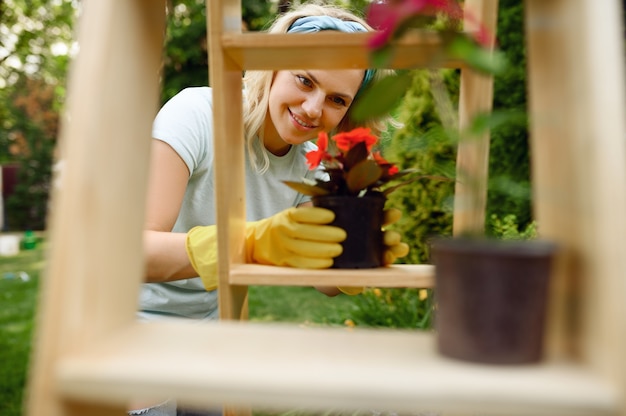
[[287, 16, 375, 93]]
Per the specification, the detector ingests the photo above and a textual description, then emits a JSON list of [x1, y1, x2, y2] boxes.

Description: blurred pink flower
[[366, 0, 493, 49]]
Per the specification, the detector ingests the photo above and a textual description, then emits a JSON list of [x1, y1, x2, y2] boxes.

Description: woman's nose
[[302, 92, 324, 119]]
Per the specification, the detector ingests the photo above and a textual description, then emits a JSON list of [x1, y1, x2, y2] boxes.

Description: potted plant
[[284, 127, 440, 268]]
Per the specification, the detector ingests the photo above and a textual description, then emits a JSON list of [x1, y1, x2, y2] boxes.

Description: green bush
[[487, 0, 532, 228], [490, 213, 537, 240], [3, 78, 58, 231], [385, 70, 457, 265]]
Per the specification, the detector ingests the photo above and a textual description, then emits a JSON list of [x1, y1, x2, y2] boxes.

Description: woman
[[132, 3, 409, 414]]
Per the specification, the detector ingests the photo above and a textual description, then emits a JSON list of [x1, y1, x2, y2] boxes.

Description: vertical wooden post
[[525, 0, 626, 400], [207, 1, 247, 322], [25, 1, 166, 415], [453, 0, 499, 236]]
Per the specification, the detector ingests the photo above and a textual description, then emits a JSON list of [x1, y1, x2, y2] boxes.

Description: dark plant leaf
[[387, 168, 419, 181], [282, 181, 330, 197], [344, 141, 369, 170], [326, 167, 344, 185], [351, 72, 413, 122], [346, 160, 383, 193]]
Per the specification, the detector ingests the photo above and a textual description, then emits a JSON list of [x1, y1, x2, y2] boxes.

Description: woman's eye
[[330, 96, 347, 107], [297, 75, 313, 88]]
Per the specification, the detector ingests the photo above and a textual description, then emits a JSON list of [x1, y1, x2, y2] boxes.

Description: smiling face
[[263, 69, 364, 156]]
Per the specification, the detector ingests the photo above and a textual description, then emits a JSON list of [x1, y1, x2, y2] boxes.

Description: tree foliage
[[0, 0, 76, 163], [161, 0, 276, 104], [4, 78, 57, 230], [0, 0, 76, 229], [0, 0, 76, 88]]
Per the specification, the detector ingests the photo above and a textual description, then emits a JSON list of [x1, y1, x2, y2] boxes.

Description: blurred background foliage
[[0, 0, 531, 254]]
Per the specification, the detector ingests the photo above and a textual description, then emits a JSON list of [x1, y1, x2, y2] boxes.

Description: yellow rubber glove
[[337, 208, 410, 296], [186, 207, 346, 290], [185, 225, 219, 290], [245, 207, 346, 268], [382, 208, 410, 265]]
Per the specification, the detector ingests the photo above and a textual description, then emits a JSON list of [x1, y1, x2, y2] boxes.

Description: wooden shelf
[[57, 321, 617, 416], [221, 31, 467, 70], [228, 264, 435, 288]]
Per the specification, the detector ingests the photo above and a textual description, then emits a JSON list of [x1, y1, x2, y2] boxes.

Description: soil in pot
[[312, 194, 385, 269]]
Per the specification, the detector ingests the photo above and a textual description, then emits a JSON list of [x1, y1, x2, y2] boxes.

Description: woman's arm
[[143, 139, 198, 282]]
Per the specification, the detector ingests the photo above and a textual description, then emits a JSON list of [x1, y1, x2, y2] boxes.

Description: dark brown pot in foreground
[[312, 194, 385, 269], [431, 238, 557, 365]]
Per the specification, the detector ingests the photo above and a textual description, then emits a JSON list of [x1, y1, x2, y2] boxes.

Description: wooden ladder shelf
[[25, 1, 626, 415]]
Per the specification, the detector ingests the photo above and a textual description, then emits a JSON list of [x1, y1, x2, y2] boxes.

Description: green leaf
[[351, 72, 413, 122], [447, 35, 507, 76], [370, 46, 395, 68], [466, 110, 527, 137], [346, 160, 383, 193]]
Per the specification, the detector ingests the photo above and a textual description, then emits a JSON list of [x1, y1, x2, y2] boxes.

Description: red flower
[[306, 132, 330, 169], [333, 127, 378, 152], [285, 127, 422, 198]]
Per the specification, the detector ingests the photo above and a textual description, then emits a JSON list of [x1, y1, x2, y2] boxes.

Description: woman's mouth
[[290, 109, 317, 130]]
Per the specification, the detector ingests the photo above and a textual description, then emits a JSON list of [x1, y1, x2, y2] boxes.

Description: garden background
[[1, 0, 530, 415]]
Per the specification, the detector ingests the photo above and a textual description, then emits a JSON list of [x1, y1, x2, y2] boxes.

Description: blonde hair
[[243, 3, 397, 173]]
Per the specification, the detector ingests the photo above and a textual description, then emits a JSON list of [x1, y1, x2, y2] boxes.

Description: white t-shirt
[[138, 87, 318, 321]]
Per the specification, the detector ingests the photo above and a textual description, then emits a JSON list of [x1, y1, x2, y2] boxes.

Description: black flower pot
[[431, 237, 557, 364], [312, 194, 385, 269]]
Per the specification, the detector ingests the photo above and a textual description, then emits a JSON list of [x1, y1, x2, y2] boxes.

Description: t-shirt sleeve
[[152, 88, 213, 177]]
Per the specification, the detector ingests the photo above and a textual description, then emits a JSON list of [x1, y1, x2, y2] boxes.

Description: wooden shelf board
[[222, 31, 466, 70], [228, 264, 435, 288], [57, 321, 617, 416]]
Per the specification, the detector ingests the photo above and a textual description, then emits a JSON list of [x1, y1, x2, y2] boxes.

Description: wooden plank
[[207, 0, 248, 321], [525, 0, 626, 407], [228, 264, 435, 288], [221, 31, 467, 70], [453, 0, 499, 236], [525, 0, 581, 364], [57, 321, 618, 416], [573, 4, 626, 406], [25, 1, 165, 415]]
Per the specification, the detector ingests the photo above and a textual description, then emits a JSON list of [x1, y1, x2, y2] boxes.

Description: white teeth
[[293, 113, 314, 128]]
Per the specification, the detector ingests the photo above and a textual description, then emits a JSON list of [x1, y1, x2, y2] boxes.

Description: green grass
[[0, 237, 45, 416], [249, 285, 358, 325]]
